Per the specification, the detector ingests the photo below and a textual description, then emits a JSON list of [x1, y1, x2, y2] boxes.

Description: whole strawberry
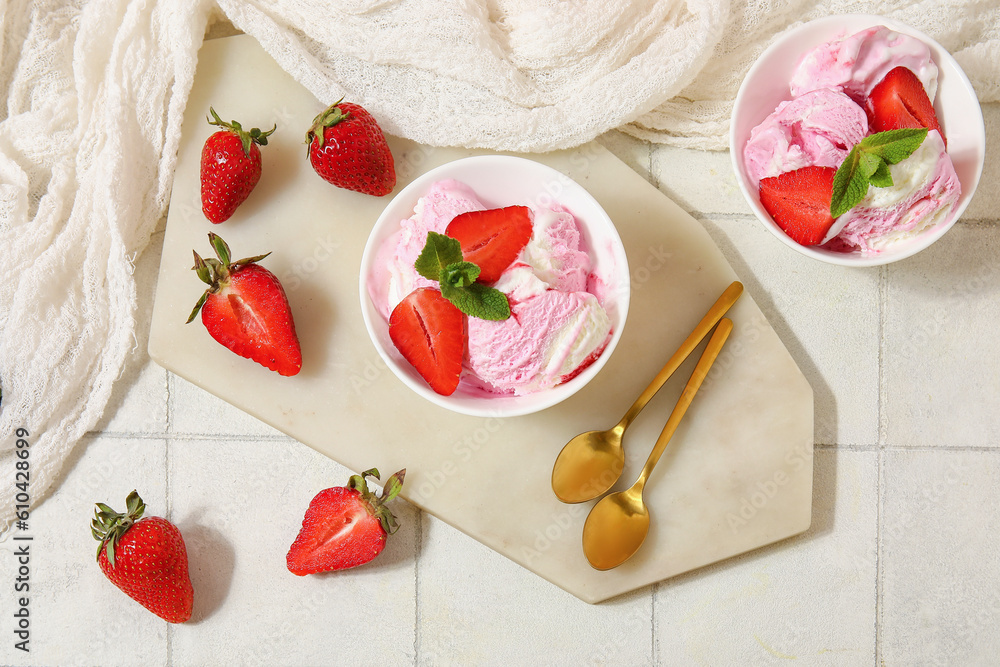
[[188, 233, 302, 376], [200, 107, 275, 223], [287, 468, 405, 575], [305, 99, 396, 196], [91, 490, 193, 624]]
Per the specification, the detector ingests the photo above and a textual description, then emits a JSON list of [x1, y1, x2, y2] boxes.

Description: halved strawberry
[[389, 287, 465, 395], [866, 66, 945, 144], [759, 166, 837, 246], [445, 206, 532, 283], [188, 233, 302, 376], [287, 468, 405, 575]]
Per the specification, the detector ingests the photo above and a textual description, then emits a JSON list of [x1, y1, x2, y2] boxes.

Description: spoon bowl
[[551, 282, 743, 504], [581, 482, 650, 571], [582, 318, 734, 570], [551, 426, 626, 504]]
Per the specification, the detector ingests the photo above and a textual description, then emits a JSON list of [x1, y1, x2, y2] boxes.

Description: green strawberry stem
[[186, 233, 270, 323], [91, 490, 146, 567], [207, 107, 276, 157], [305, 97, 350, 149], [350, 468, 406, 535]]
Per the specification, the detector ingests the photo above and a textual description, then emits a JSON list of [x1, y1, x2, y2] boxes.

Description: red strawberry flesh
[[286, 469, 405, 575], [758, 166, 837, 246], [286, 487, 386, 574], [189, 234, 302, 376], [866, 66, 945, 144], [200, 264, 302, 376], [445, 206, 533, 283], [389, 287, 465, 395]]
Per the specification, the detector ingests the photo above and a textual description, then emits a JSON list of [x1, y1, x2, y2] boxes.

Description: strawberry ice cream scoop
[[384, 179, 483, 312], [823, 130, 960, 253], [466, 290, 611, 395], [743, 88, 868, 186], [789, 25, 938, 103]]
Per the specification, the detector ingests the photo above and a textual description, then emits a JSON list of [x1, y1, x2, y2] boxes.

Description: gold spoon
[[551, 281, 743, 503], [582, 317, 733, 570]]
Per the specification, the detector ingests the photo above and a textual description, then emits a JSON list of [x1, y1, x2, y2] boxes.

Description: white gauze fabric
[[0, 0, 210, 530], [2, 0, 1000, 528]]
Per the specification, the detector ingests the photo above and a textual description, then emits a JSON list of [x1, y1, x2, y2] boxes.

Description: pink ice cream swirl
[[743, 88, 868, 187], [789, 25, 938, 103]]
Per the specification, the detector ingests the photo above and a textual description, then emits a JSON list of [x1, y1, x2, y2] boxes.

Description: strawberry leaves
[[416, 231, 510, 321], [830, 128, 928, 217]]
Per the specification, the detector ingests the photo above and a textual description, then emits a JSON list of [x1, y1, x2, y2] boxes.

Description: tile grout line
[[80, 430, 1000, 453], [165, 432, 173, 666], [874, 449, 885, 667], [165, 370, 174, 666], [874, 264, 888, 666], [165, 371, 173, 435], [651, 582, 658, 665], [413, 511, 422, 666], [877, 264, 889, 448]]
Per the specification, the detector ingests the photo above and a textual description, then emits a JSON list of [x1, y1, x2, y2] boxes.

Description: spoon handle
[[615, 281, 743, 434], [632, 317, 733, 491]]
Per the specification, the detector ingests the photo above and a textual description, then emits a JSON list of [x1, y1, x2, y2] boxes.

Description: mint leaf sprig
[[414, 232, 510, 321], [830, 128, 928, 218]]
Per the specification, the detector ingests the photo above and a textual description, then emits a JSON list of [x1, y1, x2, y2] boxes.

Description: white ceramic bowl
[[359, 155, 630, 417], [730, 14, 985, 266]]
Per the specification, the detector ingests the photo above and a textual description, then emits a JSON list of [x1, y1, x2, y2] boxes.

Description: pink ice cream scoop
[[823, 130, 960, 253], [381, 179, 483, 315], [743, 88, 868, 186], [789, 25, 938, 103], [466, 290, 610, 395]]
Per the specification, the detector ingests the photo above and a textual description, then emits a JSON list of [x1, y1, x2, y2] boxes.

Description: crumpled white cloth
[[2, 0, 999, 529]]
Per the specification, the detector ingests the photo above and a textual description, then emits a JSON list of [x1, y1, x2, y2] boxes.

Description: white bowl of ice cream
[[730, 14, 985, 266], [359, 155, 630, 417]]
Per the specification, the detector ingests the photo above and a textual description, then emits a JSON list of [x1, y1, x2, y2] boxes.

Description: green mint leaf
[[441, 261, 480, 289], [869, 160, 894, 188], [440, 282, 510, 320], [859, 128, 928, 164], [858, 151, 883, 181], [830, 128, 927, 217], [414, 232, 464, 281], [831, 146, 869, 218]]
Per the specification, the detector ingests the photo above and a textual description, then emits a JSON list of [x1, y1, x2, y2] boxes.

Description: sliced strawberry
[[445, 206, 532, 283], [188, 233, 302, 376], [389, 288, 465, 396], [866, 66, 945, 144], [759, 166, 837, 246], [287, 469, 405, 575]]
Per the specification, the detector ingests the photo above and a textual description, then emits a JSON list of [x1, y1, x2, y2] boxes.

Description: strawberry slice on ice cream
[[866, 66, 945, 144], [758, 166, 838, 246], [389, 287, 466, 395], [445, 205, 533, 283]]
